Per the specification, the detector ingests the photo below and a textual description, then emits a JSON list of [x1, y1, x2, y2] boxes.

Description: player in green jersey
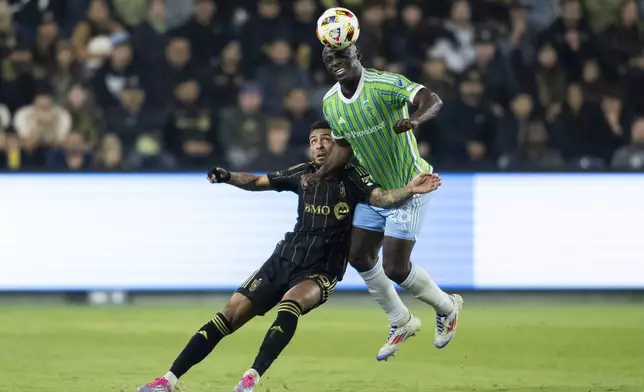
[[305, 45, 463, 361]]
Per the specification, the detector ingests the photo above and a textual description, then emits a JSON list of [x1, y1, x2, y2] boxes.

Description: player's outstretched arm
[[369, 172, 441, 208], [393, 88, 443, 134], [207, 167, 272, 191]]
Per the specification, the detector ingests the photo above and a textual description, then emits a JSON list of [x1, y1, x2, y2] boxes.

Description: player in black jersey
[[137, 120, 441, 392]]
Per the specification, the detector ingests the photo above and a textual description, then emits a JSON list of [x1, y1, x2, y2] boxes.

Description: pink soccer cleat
[[137, 377, 172, 392], [233, 369, 260, 392]]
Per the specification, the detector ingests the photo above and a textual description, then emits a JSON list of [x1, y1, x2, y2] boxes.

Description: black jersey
[[266, 162, 377, 279]]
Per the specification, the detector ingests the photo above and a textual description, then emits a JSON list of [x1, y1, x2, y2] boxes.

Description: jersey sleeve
[[266, 163, 309, 193], [379, 72, 425, 106], [343, 165, 378, 204]]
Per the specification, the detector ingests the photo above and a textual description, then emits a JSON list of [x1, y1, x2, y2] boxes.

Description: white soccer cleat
[[376, 314, 422, 361], [434, 294, 463, 349], [233, 369, 260, 392]]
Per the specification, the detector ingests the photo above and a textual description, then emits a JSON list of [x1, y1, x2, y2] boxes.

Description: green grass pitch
[[1, 296, 643, 392]]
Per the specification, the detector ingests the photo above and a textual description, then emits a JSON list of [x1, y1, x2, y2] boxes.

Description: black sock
[[252, 299, 302, 376], [170, 312, 232, 378]]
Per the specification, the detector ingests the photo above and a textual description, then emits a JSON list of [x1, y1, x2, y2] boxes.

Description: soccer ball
[[316, 7, 360, 50]]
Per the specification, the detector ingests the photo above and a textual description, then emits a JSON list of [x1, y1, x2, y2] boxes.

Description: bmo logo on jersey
[[305, 202, 351, 220], [343, 121, 386, 139], [304, 203, 331, 216]]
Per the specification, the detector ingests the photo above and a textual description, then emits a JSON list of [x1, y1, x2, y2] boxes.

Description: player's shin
[[251, 299, 302, 376], [169, 312, 233, 380], [358, 259, 411, 327], [400, 263, 453, 314]]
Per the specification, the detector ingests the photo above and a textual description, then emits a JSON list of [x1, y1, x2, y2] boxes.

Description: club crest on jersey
[[396, 77, 404, 87], [363, 99, 373, 111], [334, 202, 350, 220], [249, 278, 262, 291]]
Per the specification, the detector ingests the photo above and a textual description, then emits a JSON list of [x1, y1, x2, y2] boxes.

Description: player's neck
[[339, 66, 363, 97]]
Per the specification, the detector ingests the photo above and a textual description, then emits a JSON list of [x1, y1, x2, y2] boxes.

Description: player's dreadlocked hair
[[310, 119, 331, 131]]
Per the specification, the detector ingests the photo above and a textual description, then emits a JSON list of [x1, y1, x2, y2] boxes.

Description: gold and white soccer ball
[[316, 7, 360, 50]]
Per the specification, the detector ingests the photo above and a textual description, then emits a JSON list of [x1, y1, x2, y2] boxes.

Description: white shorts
[[352, 193, 432, 241]]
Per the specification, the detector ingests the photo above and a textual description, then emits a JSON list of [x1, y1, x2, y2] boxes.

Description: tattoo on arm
[[228, 172, 271, 191], [411, 88, 443, 125], [369, 186, 413, 208]]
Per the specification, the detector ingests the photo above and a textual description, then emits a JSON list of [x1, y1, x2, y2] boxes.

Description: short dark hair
[[310, 119, 331, 131], [322, 43, 360, 60]]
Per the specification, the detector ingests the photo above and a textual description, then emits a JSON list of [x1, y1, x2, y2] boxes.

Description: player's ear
[[354, 45, 362, 62]]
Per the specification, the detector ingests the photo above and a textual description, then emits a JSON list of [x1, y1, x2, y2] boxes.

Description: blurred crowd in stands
[[1, 0, 644, 172]]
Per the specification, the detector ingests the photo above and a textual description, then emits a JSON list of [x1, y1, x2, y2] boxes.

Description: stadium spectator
[[128, 134, 176, 170], [65, 83, 101, 150], [248, 117, 301, 171], [532, 42, 567, 122], [611, 117, 644, 170], [420, 51, 454, 102], [256, 39, 311, 115], [13, 90, 72, 149], [291, 0, 320, 72], [283, 88, 317, 148], [497, 92, 534, 157], [102, 79, 164, 151], [0, 129, 43, 170], [31, 13, 59, 71], [580, 58, 605, 103], [431, 0, 476, 74], [622, 49, 644, 115], [131, 0, 170, 70], [601, 0, 643, 78], [473, 28, 517, 113], [550, 83, 601, 162], [394, 3, 434, 79], [172, 0, 227, 67], [501, 117, 564, 170], [0, 43, 48, 113], [50, 41, 84, 105], [95, 133, 126, 170], [9, 0, 61, 32], [593, 92, 630, 163], [0, 103, 10, 132], [241, 0, 289, 73], [219, 83, 266, 169], [91, 41, 139, 109], [71, 0, 125, 62], [356, 1, 389, 69], [0, 1, 20, 59], [541, 0, 599, 78], [599, 92, 634, 141], [209, 41, 245, 110], [46, 131, 93, 170], [435, 69, 497, 169], [163, 78, 217, 168], [148, 37, 200, 109], [585, 0, 625, 33], [112, 0, 148, 28], [502, 0, 540, 84]]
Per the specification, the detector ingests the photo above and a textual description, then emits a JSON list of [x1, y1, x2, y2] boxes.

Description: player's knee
[[221, 293, 253, 331], [282, 280, 321, 313], [382, 258, 412, 285], [349, 252, 377, 272]]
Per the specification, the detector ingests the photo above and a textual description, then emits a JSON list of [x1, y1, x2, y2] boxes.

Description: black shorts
[[236, 253, 338, 316]]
